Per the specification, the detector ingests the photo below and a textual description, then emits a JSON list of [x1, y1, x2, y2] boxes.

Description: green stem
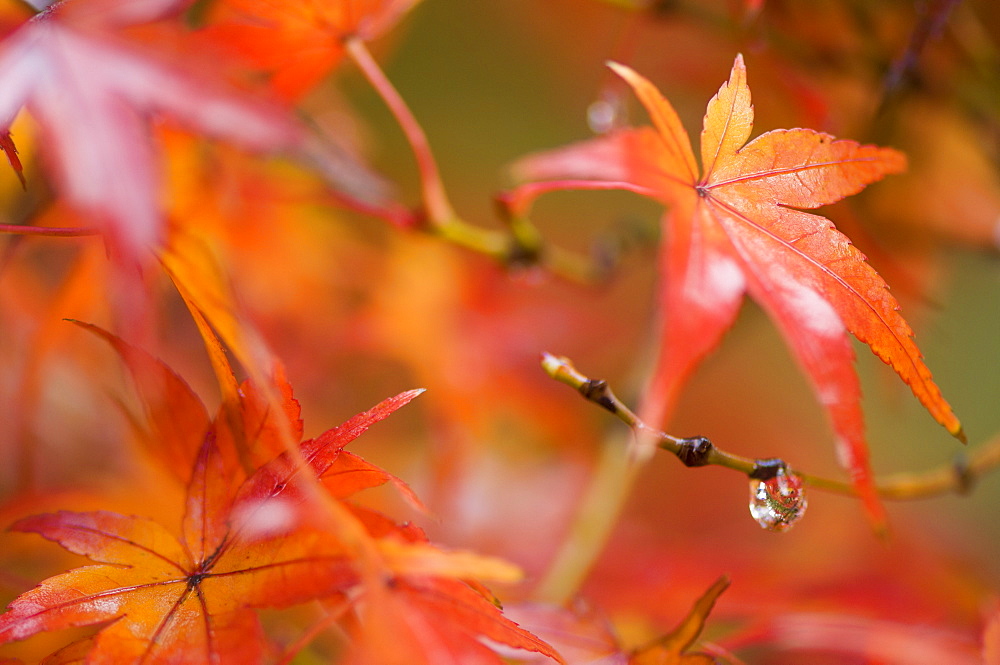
[[543, 352, 1000, 501], [534, 432, 637, 604], [343, 37, 611, 283]]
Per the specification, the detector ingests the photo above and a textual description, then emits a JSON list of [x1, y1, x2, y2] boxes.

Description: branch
[[342, 37, 619, 284], [542, 352, 1000, 498], [344, 37, 454, 225]]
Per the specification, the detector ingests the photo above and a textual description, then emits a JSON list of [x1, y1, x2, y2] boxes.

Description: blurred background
[[1, 0, 999, 662]]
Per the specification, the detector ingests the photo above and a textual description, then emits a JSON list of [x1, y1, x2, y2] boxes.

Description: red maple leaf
[[0, 130, 24, 189], [506, 576, 731, 665], [204, 0, 422, 100], [0, 0, 387, 262], [507, 55, 963, 524], [343, 577, 565, 665]]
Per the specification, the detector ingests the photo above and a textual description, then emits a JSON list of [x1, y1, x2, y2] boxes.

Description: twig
[[343, 37, 454, 226], [342, 37, 614, 283], [542, 352, 1000, 498]]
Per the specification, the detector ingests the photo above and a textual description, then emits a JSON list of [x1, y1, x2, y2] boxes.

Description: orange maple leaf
[[205, 0, 421, 100], [0, 329, 560, 664], [985, 607, 1000, 665], [343, 577, 565, 665], [629, 576, 730, 665], [503, 576, 731, 665], [509, 54, 962, 524], [0, 390, 422, 663]]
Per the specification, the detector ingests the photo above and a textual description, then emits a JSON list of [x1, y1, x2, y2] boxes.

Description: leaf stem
[[342, 37, 610, 283], [343, 37, 455, 226], [0, 224, 99, 237], [533, 431, 637, 603], [277, 598, 352, 665]]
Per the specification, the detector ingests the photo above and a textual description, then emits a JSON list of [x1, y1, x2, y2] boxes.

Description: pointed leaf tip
[[635, 574, 731, 662], [401, 388, 426, 400], [370, 388, 426, 415], [606, 60, 636, 81], [0, 131, 25, 190]]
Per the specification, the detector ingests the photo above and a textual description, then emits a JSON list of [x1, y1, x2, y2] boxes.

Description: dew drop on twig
[[749, 467, 807, 532]]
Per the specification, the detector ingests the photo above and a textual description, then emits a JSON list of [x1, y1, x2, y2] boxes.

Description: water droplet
[[749, 467, 807, 532], [587, 89, 626, 134]]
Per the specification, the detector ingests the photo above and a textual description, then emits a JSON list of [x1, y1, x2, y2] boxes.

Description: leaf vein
[[706, 156, 883, 190]]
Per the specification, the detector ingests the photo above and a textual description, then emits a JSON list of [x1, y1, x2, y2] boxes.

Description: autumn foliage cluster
[[0, 0, 999, 663]]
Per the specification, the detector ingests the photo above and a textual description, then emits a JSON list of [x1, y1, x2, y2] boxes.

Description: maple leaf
[[985, 607, 1000, 665], [72, 320, 212, 482], [0, 0, 387, 262], [204, 0, 422, 100], [79, 313, 421, 515], [500, 602, 625, 665], [736, 613, 984, 663], [509, 54, 962, 524], [501, 577, 731, 665], [0, 333, 557, 664], [0, 390, 422, 663], [343, 577, 564, 665], [0, 130, 24, 189], [629, 576, 730, 665]]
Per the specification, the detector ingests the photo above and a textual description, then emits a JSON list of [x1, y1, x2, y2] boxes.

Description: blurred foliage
[[0, 0, 998, 662]]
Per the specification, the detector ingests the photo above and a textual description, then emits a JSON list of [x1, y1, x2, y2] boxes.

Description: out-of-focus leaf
[[735, 613, 982, 664], [497, 602, 627, 665], [0, 2, 303, 262], [72, 321, 210, 483], [343, 578, 565, 665], [204, 0, 422, 100], [377, 540, 523, 583], [631, 576, 729, 665], [162, 220, 275, 386], [0, 1, 390, 263], [985, 607, 1000, 665], [871, 102, 1000, 252]]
